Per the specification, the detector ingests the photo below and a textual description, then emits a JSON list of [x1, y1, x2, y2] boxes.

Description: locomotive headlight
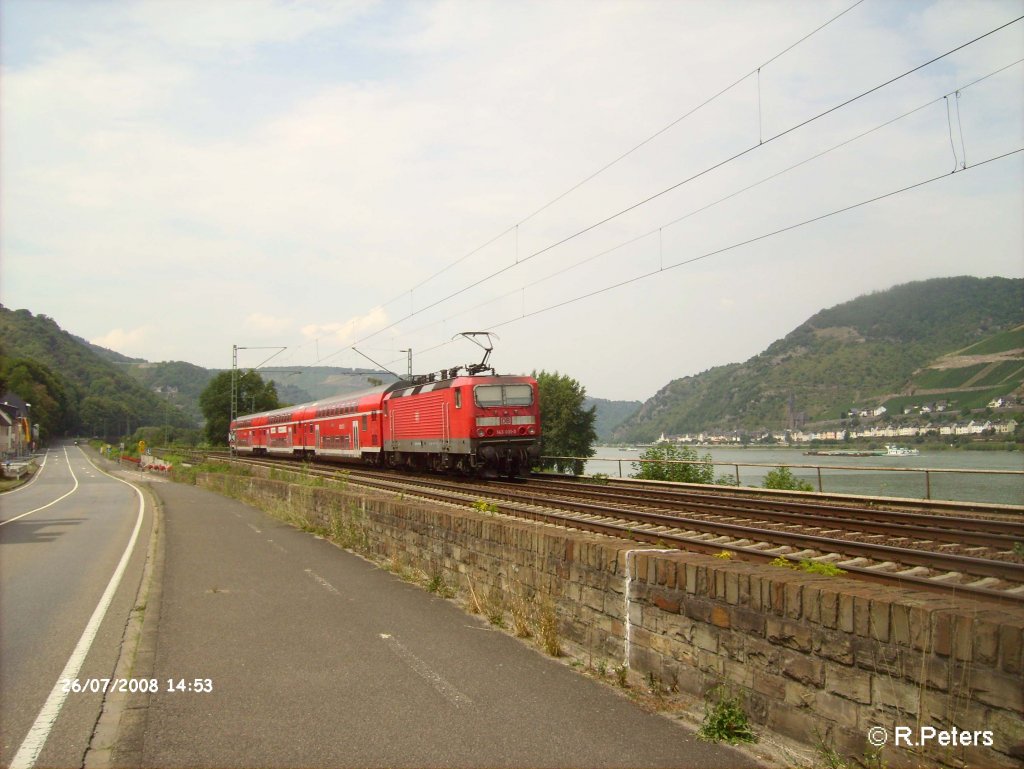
[[528, 427, 536, 435], [477, 428, 485, 437]]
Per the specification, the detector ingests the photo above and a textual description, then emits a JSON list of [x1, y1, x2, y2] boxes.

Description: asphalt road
[[0, 445, 152, 769], [126, 480, 760, 768]]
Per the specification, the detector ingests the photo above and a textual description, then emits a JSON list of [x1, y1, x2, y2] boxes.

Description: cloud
[[3, 0, 1022, 398], [127, 0, 371, 51], [90, 326, 154, 356], [301, 307, 390, 348]]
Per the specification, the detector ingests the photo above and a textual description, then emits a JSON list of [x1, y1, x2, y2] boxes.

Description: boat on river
[[804, 449, 884, 457], [885, 445, 920, 456]]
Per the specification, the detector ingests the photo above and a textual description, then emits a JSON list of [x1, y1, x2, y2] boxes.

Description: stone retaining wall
[[194, 471, 1024, 768]]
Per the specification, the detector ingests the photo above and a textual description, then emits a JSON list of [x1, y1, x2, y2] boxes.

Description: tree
[[762, 466, 814, 492], [80, 395, 126, 439], [632, 443, 715, 484], [2, 357, 75, 442], [534, 370, 597, 474], [199, 370, 281, 445]]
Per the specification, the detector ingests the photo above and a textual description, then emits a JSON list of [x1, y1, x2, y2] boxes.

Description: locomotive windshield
[[474, 384, 533, 407]]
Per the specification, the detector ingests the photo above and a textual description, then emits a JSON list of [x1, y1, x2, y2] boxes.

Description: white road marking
[[304, 568, 340, 594], [0, 448, 76, 526], [246, 522, 262, 534], [1, 452, 48, 495], [380, 633, 472, 709], [9, 449, 147, 769]]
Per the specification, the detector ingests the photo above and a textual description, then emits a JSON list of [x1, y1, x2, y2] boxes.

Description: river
[[585, 446, 1024, 506]]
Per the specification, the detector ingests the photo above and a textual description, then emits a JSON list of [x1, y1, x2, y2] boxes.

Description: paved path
[[122, 481, 760, 768]]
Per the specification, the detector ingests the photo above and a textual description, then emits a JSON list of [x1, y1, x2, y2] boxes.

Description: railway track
[[188, 454, 1024, 604]]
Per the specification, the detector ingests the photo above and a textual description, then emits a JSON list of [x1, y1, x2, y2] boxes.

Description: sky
[[2, 0, 1022, 402]]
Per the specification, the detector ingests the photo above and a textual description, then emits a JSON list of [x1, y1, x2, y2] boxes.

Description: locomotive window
[[474, 384, 533, 407], [361, 415, 368, 431], [503, 385, 533, 406], [454, 389, 462, 408], [474, 385, 504, 407]]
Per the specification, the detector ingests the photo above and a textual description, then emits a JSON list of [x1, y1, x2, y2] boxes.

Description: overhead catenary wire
[[400, 147, 1023, 363], [394, 59, 1024, 347], [370, 0, 868, 309], [330, 14, 1023, 359]]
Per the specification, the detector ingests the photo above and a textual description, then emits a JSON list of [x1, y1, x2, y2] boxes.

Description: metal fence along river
[[568, 447, 1024, 506]]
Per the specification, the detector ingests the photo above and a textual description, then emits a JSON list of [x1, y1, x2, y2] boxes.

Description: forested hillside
[[0, 305, 406, 441], [584, 397, 642, 440], [612, 277, 1023, 442], [0, 306, 196, 440]]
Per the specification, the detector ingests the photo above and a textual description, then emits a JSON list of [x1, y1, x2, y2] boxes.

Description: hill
[[0, 306, 197, 440], [584, 397, 642, 441], [258, 367, 399, 402], [612, 277, 1023, 442], [0, 306, 400, 440]]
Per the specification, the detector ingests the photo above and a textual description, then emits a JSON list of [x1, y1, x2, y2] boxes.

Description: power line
[[289, 56, 1024, 371], [372, 0, 869, 308], [393, 56, 1023, 355], [508, 59, 1024, 301], [340, 14, 1023, 353], [406, 148, 1023, 360]]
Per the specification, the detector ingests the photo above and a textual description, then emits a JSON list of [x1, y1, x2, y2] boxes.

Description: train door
[[315, 424, 320, 451], [352, 420, 360, 451]]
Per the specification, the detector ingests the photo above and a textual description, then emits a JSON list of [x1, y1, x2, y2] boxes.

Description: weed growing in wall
[[426, 571, 455, 599], [508, 583, 535, 639], [485, 584, 506, 628], [614, 663, 628, 688], [537, 598, 561, 657], [697, 687, 757, 745]]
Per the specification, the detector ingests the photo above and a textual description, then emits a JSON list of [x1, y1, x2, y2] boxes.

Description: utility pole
[[231, 345, 287, 422], [399, 348, 412, 379]]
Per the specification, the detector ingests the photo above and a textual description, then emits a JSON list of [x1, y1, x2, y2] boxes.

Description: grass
[[537, 598, 561, 657], [958, 325, 1024, 355], [508, 583, 535, 638], [912, 364, 990, 390], [972, 360, 1024, 387], [484, 584, 506, 628]]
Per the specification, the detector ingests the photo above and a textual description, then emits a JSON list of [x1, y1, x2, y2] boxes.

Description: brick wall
[[195, 472, 1024, 768]]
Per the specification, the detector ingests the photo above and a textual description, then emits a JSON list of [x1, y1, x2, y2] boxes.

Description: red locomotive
[[229, 362, 541, 477]]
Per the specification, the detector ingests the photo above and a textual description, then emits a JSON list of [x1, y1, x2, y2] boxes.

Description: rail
[[540, 454, 1024, 503]]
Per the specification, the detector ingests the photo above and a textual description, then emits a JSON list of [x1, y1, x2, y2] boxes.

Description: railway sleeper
[[789, 549, 818, 560], [809, 553, 844, 563], [864, 561, 899, 572], [894, 566, 931, 578], [837, 557, 870, 568], [964, 576, 1001, 589]]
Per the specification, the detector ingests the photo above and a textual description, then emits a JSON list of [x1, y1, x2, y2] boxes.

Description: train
[[229, 369, 542, 477]]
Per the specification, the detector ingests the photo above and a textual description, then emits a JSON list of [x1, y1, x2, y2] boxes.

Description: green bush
[[632, 444, 714, 484], [762, 466, 814, 492]]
